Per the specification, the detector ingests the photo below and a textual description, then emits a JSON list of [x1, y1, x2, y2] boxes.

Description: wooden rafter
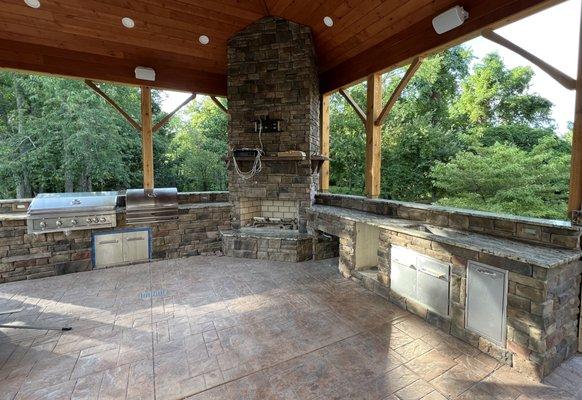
[[482, 29, 576, 91], [152, 93, 196, 133], [338, 89, 367, 125], [210, 96, 228, 114], [375, 57, 422, 126], [84, 80, 141, 132]]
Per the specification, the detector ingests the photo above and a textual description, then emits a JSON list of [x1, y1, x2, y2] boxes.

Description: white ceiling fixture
[[24, 0, 41, 9], [122, 17, 135, 29], [323, 16, 334, 27], [135, 66, 156, 82], [199, 35, 210, 45], [432, 6, 469, 34]]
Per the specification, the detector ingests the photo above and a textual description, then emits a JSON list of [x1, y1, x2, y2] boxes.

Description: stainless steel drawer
[[122, 231, 149, 263], [390, 261, 417, 299], [391, 245, 416, 267], [94, 233, 123, 267], [466, 261, 508, 345], [417, 256, 450, 317]]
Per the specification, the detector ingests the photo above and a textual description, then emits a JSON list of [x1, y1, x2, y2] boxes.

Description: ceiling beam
[[84, 79, 141, 132], [320, 0, 565, 93], [375, 57, 423, 126], [338, 89, 367, 125], [0, 39, 227, 96], [153, 93, 196, 133], [482, 29, 576, 90]]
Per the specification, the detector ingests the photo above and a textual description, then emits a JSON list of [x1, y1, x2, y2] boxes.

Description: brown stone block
[[515, 284, 546, 302]]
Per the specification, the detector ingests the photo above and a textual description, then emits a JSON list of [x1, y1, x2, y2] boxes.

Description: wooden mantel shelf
[[225, 154, 329, 174], [225, 154, 329, 162]]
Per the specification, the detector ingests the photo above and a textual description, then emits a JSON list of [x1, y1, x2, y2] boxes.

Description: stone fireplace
[[226, 16, 320, 234]]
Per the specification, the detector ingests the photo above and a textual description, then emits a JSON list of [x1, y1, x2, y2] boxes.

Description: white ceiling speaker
[[323, 16, 334, 27], [24, 0, 41, 8], [122, 17, 135, 29], [432, 6, 469, 34], [199, 35, 210, 45], [135, 66, 156, 82]]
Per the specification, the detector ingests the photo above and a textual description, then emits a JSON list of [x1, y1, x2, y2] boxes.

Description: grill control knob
[[86, 218, 92, 223], [56, 220, 63, 227], [71, 219, 78, 226], [39, 221, 46, 229], [100, 217, 107, 223], [93, 218, 100, 223]]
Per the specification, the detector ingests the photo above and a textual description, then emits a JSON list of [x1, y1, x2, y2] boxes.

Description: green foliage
[[165, 98, 228, 191], [431, 137, 570, 219]]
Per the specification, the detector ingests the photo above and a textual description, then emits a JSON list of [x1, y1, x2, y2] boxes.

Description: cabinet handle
[[477, 268, 498, 278], [419, 267, 446, 279], [99, 240, 119, 245], [126, 237, 145, 242]]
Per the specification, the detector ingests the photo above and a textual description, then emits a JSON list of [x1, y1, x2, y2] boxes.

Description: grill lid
[[28, 191, 118, 215], [125, 188, 178, 224], [126, 188, 178, 211]]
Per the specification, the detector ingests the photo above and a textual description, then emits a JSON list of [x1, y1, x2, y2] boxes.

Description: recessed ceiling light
[[199, 35, 210, 45], [24, 0, 41, 8], [323, 16, 334, 27], [122, 17, 135, 29]]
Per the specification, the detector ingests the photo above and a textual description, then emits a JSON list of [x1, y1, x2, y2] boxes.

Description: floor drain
[[139, 289, 167, 299]]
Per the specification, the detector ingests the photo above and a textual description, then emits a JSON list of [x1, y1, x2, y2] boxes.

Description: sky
[[161, 0, 581, 133]]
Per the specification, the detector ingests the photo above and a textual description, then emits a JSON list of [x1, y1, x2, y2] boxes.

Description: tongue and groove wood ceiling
[[0, 0, 560, 95]]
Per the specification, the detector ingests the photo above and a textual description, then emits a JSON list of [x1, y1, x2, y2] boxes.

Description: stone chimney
[[227, 17, 320, 233]]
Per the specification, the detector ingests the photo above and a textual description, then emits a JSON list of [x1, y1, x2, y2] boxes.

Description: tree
[[431, 137, 570, 219], [165, 97, 228, 191]]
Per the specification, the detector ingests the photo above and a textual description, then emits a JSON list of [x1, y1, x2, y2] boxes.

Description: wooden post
[[320, 93, 331, 192], [365, 73, 382, 198], [568, 4, 582, 217], [141, 86, 154, 190]]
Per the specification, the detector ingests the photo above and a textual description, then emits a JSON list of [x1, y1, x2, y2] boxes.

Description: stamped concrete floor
[[0, 256, 581, 400]]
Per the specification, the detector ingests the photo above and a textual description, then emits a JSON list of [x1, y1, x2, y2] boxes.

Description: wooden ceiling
[[0, 0, 562, 95]]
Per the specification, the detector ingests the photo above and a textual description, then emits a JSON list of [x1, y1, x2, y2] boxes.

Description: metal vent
[[139, 289, 167, 299]]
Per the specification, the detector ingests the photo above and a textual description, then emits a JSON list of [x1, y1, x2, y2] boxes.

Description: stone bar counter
[[307, 193, 582, 380], [0, 192, 231, 283]]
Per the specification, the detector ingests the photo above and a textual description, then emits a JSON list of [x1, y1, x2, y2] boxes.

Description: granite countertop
[[0, 213, 27, 221], [310, 205, 582, 269]]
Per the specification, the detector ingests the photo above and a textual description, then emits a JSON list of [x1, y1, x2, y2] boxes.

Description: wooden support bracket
[[338, 89, 367, 125], [152, 93, 196, 133], [210, 96, 228, 114], [84, 80, 141, 132], [375, 57, 422, 126], [482, 29, 577, 91]]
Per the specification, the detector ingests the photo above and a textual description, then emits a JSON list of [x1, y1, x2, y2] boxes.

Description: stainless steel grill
[[27, 191, 118, 234], [125, 188, 178, 224]]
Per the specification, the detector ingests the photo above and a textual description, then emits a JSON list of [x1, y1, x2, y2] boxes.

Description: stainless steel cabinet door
[[390, 261, 417, 300], [466, 261, 508, 345], [417, 256, 450, 317], [122, 230, 149, 263], [94, 233, 123, 267]]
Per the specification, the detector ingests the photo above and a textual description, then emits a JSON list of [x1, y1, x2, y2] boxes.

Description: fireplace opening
[[237, 198, 299, 229]]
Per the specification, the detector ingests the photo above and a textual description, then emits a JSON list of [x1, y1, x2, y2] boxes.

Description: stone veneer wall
[[0, 192, 231, 283], [315, 193, 581, 250], [227, 17, 320, 232]]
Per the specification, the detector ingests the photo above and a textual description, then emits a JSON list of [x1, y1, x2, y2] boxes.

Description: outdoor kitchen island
[[307, 193, 582, 380]]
